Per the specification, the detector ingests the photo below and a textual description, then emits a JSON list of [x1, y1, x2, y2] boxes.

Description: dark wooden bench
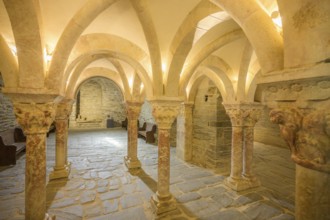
[[138, 122, 157, 143], [0, 128, 26, 166]]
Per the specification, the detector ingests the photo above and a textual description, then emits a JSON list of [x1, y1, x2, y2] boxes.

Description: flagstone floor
[[0, 128, 295, 220]]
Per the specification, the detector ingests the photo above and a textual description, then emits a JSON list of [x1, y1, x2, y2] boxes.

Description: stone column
[[124, 101, 142, 169], [150, 98, 181, 215], [49, 100, 73, 180], [13, 102, 56, 220], [224, 103, 262, 191], [270, 108, 330, 220], [176, 102, 193, 161]]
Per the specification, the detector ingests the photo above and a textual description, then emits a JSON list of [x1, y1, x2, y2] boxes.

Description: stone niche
[[192, 79, 231, 173], [70, 77, 126, 128], [0, 74, 17, 131]]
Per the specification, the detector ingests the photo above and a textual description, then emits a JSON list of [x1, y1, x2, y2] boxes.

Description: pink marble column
[[270, 108, 330, 220], [150, 98, 181, 215], [176, 102, 193, 161], [13, 102, 56, 220], [50, 100, 73, 180], [124, 101, 142, 169], [224, 103, 262, 191]]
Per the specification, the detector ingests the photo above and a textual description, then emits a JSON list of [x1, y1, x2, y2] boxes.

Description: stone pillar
[[270, 108, 330, 220], [13, 102, 56, 220], [49, 100, 73, 180], [124, 101, 142, 169], [224, 103, 262, 191], [150, 98, 181, 215], [176, 102, 193, 161]]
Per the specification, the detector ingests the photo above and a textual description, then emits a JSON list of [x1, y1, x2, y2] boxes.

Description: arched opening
[[191, 78, 231, 174], [69, 77, 126, 129]]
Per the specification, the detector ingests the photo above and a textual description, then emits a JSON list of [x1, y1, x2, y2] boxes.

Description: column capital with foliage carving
[[125, 101, 143, 120], [223, 102, 263, 127], [56, 99, 74, 120], [150, 97, 183, 130], [13, 102, 57, 134]]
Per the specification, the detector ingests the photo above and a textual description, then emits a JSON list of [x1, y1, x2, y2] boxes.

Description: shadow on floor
[[46, 178, 69, 209], [128, 167, 157, 193]]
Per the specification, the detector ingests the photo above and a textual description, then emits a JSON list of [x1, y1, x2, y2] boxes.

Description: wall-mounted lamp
[[204, 95, 208, 102]]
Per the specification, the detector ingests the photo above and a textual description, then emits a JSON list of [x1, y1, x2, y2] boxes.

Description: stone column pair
[[49, 100, 74, 180], [270, 108, 330, 220], [176, 102, 193, 161], [13, 101, 57, 220], [124, 101, 143, 169], [223, 103, 263, 191]]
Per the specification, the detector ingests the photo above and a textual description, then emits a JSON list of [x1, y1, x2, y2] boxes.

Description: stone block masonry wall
[[0, 75, 17, 131], [70, 78, 126, 128], [192, 79, 231, 172], [255, 106, 286, 148]]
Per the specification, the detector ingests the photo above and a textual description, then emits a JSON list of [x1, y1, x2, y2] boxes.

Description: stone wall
[[70, 78, 126, 128], [192, 79, 231, 172], [0, 75, 17, 131], [255, 106, 286, 148]]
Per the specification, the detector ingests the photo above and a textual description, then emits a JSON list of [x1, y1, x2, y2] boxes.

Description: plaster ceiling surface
[[0, 0, 280, 97], [147, 0, 200, 55], [83, 0, 148, 53]]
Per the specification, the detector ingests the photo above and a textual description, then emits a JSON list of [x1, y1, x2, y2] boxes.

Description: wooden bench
[[0, 128, 26, 166], [138, 122, 157, 143]]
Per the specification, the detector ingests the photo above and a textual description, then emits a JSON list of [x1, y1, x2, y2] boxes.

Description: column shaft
[[124, 101, 142, 169], [243, 126, 254, 178], [25, 133, 47, 220], [54, 119, 67, 169], [230, 126, 243, 179], [157, 128, 171, 197]]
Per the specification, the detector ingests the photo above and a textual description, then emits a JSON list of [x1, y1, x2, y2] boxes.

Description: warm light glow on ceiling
[[271, 11, 282, 28]]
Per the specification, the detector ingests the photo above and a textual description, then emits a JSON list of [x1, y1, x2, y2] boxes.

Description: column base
[[224, 176, 260, 191], [49, 166, 70, 180], [124, 156, 141, 169], [150, 192, 177, 215]]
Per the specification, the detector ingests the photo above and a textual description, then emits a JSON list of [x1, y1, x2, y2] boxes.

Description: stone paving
[[0, 128, 295, 220]]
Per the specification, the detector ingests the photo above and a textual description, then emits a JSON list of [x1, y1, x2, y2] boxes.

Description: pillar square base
[[49, 167, 70, 180], [150, 193, 177, 215], [224, 176, 260, 191], [124, 156, 141, 169]]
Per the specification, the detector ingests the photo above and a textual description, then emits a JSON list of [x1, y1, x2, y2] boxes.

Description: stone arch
[[236, 40, 253, 101], [210, 0, 283, 73], [66, 67, 127, 101], [62, 54, 130, 100], [179, 29, 244, 96], [0, 35, 18, 88], [130, 0, 163, 96], [64, 50, 153, 99], [165, 1, 221, 95], [46, 0, 118, 90], [3, 0, 45, 88], [187, 66, 234, 103]]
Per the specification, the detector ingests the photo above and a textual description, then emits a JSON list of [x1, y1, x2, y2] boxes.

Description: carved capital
[[223, 103, 263, 127], [179, 102, 194, 115], [270, 108, 330, 173], [13, 102, 56, 134], [151, 99, 181, 130], [126, 101, 143, 120], [56, 99, 74, 120]]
